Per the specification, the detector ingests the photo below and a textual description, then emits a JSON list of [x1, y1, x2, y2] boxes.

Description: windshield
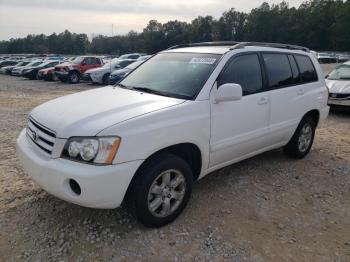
[[72, 57, 84, 64], [327, 65, 350, 80], [25, 61, 41, 67], [103, 58, 119, 68], [119, 53, 220, 99]]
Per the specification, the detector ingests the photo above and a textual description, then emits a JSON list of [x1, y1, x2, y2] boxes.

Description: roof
[[163, 42, 310, 55]]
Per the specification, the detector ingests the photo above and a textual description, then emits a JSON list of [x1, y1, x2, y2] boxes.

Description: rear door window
[[263, 53, 294, 88], [218, 54, 263, 96], [294, 55, 318, 83]]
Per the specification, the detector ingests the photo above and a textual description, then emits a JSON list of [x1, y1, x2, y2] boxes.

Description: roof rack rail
[[230, 42, 310, 52], [167, 41, 240, 50], [167, 41, 309, 52]]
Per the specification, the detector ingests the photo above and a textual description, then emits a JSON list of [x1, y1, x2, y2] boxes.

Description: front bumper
[[328, 98, 350, 107], [12, 71, 22, 76], [82, 73, 92, 82], [55, 71, 69, 80], [17, 129, 143, 209]]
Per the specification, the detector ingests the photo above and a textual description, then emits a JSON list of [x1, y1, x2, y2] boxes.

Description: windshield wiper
[[130, 86, 190, 99]]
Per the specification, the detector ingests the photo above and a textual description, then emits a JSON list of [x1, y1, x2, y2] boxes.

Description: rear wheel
[[284, 116, 316, 159], [126, 153, 193, 228], [68, 71, 80, 84]]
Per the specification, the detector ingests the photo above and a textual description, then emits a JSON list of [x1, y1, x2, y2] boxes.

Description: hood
[[30, 86, 185, 138], [326, 79, 350, 94], [111, 68, 129, 76], [55, 62, 78, 70], [39, 67, 54, 73], [13, 65, 28, 70], [23, 66, 36, 71], [85, 67, 108, 74]]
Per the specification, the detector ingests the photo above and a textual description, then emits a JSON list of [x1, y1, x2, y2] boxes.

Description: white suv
[[17, 42, 329, 227]]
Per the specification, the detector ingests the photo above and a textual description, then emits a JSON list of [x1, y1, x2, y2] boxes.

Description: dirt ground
[[0, 68, 349, 261]]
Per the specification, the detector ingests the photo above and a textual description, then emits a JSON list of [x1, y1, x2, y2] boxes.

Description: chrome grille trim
[[26, 118, 56, 155]]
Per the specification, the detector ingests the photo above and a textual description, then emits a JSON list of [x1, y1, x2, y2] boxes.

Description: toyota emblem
[[32, 130, 38, 141]]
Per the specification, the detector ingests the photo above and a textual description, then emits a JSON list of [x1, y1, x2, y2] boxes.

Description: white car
[[17, 42, 329, 227], [326, 62, 350, 109], [11, 60, 42, 76], [83, 59, 136, 85]]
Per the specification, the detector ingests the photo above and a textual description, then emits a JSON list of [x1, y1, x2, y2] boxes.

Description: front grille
[[26, 118, 56, 155], [329, 93, 350, 99]]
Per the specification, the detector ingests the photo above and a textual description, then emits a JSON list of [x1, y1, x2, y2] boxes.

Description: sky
[[0, 0, 305, 41]]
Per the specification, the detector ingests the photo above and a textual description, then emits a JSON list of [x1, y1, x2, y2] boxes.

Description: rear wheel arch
[[303, 109, 320, 127]]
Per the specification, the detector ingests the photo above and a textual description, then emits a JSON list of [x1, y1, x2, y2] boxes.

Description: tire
[[126, 153, 193, 228], [284, 116, 316, 159], [102, 73, 110, 85], [68, 71, 80, 84]]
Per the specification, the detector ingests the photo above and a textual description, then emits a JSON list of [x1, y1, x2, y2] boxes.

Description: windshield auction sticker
[[189, 58, 217, 65]]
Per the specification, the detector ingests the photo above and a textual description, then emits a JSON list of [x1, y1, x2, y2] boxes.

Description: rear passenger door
[[263, 53, 318, 144], [209, 53, 270, 168]]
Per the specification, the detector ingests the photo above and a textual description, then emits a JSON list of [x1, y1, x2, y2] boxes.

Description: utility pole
[[112, 24, 114, 37]]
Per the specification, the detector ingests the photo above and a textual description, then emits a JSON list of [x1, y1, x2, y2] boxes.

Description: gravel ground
[[0, 67, 349, 261]]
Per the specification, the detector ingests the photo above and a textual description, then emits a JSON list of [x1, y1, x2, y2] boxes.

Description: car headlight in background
[[61, 137, 121, 165]]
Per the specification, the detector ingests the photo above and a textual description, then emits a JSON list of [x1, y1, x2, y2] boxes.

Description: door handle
[[257, 97, 269, 105], [297, 89, 304, 96]]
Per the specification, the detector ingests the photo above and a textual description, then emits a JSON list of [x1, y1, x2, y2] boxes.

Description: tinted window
[[218, 54, 262, 96], [129, 55, 140, 59], [288, 55, 301, 84], [263, 53, 293, 88], [120, 60, 132, 67], [84, 57, 96, 65], [294, 55, 318, 83]]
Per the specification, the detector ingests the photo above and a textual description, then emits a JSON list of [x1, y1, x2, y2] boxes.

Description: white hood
[[85, 67, 109, 74], [326, 79, 350, 94], [30, 86, 185, 138]]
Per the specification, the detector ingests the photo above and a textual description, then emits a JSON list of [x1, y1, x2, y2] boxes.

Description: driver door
[[209, 53, 270, 168]]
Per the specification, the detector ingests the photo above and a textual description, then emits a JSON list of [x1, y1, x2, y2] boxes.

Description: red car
[[37, 67, 58, 81], [54, 56, 103, 83]]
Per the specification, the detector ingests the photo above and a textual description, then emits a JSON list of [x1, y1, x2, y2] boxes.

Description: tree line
[[0, 0, 349, 55]]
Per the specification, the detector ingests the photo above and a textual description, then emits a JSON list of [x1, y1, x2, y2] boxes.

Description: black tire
[[284, 116, 316, 159], [68, 71, 80, 84], [102, 73, 110, 85], [126, 152, 193, 228]]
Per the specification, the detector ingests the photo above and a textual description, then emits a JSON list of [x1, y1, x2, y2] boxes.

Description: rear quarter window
[[294, 55, 318, 83]]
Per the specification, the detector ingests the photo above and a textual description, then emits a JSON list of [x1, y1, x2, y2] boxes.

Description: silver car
[[326, 62, 350, 109]]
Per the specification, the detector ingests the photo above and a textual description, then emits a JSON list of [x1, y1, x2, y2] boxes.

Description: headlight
[[61, 137, 121, 165]]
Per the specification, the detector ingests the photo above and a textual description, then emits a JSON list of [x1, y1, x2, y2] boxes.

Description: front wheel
[[68, 72, 80, 84], [102, 73, 110, 85], [126, 153, 193, 228], [284, 116, 316, 159]]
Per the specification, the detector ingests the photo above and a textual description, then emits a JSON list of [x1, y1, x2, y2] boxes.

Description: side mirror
[[81, 62, 86, 66], [214, 83, 243, 103]]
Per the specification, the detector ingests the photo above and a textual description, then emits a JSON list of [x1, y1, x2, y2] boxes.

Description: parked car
[[37, 67, 57, 81], [137, 55, 152, 61], [109, 60, 144, 85], [22, 60, 62, 80], [118, 53, 147, 60], [326, 62, 350, 110], [17, 42, 329, 227], [0, 60, 31, 74], [0, 60, 18, 68], [337, 54, 350, 63], [12, 60, 43, 76], [54, 56, 103, 83], [83, 59, 136, 85], [317, 53, 337, 64]]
